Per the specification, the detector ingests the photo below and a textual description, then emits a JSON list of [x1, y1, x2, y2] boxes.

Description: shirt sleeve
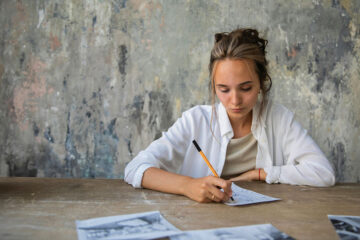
[[124, 109, 193, 188], [265, 105, 335, 187]]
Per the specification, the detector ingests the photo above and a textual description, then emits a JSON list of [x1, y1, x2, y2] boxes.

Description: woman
[[124, 28, 335, 203]]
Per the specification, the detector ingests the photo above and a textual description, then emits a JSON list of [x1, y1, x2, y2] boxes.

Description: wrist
[[263, 169, 267, 181], [253, 169, 260, 181], [179, 176, 193, 196], [259, 169, 267, 181]]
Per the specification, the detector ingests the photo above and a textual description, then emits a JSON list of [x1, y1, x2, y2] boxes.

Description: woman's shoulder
[[268, 101, 292, 114], [183, 104, 213, 116], [265, 100, 295, 122], [179, 104, 213, 125]]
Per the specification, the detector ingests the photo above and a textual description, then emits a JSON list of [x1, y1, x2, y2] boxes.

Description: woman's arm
[[125, 109, 194, 188], [142, 167, 233, 203], [125, 106, 233, 202], [265, 105, 335, 186], [228, 168, 267, 182]]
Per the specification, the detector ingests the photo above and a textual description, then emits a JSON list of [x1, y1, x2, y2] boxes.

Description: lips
[[231, 108, 245, 113]]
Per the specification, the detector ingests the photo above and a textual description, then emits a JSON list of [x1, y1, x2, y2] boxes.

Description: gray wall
[[0, 0, 359, 182]]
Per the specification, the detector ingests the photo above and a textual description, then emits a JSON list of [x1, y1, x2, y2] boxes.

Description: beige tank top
[[221, 133, 257, 179]]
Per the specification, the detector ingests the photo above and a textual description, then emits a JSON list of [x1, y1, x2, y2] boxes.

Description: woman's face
[[214, 59, 260, 123]]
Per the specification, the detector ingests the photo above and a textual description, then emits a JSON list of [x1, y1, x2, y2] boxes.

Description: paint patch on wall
[[50, 34, 62, 51], [33, 122, 39, 136], [11, 58, 50, 130], [0, 64, 4, 84], [118, 44, 128, 88], [44, 127, 55, 143], [332, 142, 346, 182], [64, 110, 81, 177], [6, 156, 37, 177]]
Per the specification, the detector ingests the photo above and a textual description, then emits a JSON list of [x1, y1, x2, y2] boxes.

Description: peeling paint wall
[[0, 0, 359, 182]]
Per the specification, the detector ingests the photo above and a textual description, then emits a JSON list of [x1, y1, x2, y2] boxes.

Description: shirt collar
[[216, 100, 268, 138], [217, 102, 233, 138]]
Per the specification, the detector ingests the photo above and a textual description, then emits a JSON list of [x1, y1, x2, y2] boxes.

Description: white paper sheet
[[225, 183, 280, 206], [170, 223, 294, 240], [76, 211, 181, 240]]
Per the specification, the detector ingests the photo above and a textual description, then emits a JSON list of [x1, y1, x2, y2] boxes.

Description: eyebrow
[[216, 81, 253, 88]]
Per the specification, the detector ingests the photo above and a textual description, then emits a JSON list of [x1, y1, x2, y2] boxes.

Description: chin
[[229, 111, 245, 118], [228, 109, 251, 119]]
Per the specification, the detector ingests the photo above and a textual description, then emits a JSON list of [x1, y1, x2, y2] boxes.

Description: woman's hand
[[228, 169, 267, 182], [142, 168, 232, 203], [182, 176, 232, 203]]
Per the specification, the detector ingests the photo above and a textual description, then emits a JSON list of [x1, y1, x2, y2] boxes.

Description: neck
[[230, 111, 252, 128], [229, 111, 253, 138]]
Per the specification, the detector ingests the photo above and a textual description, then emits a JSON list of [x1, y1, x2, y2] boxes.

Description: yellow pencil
[[192, 140, 234, 201]]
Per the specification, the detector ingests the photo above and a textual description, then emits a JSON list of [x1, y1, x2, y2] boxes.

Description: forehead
[[214, 59, 258, 83]]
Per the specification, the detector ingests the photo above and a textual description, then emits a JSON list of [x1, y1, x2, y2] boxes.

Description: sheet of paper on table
[[170, 223, 295, 240], [225, 183, 280, 206], [76, 211, 294, 240], [76, 211, 181, 240]]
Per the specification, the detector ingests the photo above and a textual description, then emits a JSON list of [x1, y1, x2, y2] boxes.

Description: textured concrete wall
[[0, 0, 359, 182]]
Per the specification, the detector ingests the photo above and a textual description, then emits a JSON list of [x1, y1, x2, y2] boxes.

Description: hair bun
[[238, 29, 267, 53], [214, 33, 224, 43]]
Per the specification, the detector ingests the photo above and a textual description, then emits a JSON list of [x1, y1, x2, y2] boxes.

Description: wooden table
[[0, 177, 359, 239]]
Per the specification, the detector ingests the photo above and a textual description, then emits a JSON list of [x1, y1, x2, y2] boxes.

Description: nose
[[230, 90, 242, 106]]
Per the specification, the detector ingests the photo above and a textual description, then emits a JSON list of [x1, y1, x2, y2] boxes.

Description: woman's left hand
[[228, 169, 267, 182]]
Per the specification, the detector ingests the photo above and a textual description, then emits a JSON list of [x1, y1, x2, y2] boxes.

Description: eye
[[218, 88, 229, 93], [241, 87, 252, 92]]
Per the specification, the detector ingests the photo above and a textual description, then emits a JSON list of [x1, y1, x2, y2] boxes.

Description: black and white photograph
[[328, 215, 360, 240], [76, 211, 181, 240], [170, 224, 294, 240]]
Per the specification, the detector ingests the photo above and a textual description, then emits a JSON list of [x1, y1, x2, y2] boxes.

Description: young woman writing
[[124, 28, 335, 203]]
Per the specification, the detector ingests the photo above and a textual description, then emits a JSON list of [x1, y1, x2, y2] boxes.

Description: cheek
[[215, 91, 229, 104], [243, 92, 259, 105]]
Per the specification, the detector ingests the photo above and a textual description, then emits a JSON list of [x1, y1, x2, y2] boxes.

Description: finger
[[205, 176, 232, 200], [213, 179, 233, 198], [210, 193, 217, 202], [209, 185, 229, 202], [223, 180, 233, 196], [209, 176, 228, 189], [208, 191, 221, 202]]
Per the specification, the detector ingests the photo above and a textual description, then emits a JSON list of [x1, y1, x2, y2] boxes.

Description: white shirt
[[124, 100, 335, 188]]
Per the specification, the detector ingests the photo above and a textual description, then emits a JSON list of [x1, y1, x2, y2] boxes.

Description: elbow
[[124, 161, 151, 188], [321, 172, 336, 187], [124, 164, 132, 185], [315, 176, 335, 187], [314, 169, 336, 187], [322, 164, 336, 187], [124, 161, 139, 187], [307, 160, 336, 187]]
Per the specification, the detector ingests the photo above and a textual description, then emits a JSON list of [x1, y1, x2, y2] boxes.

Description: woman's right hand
[[182, 176, 233, 203], [142, 168, 232, 203]]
